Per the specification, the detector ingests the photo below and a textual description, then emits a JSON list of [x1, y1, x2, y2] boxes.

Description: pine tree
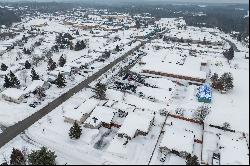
[[69, 121, 82, 139], [95, 83, 107, 100], [3, 75, 11, 88], [224, 46, 234, 62], [74, 41, 81, 51], [10, 148, 26, 165], [31, 68, 40, 81], [211, 73, 219, 89], [55, 73, 66, 88], [76, 30, 80, 35], [219, 72, 234, 92], [48, 58, 57, 71], [25, 60, 31, 69], [1, 63, 8, 71], [28, 147, 57, 165], [115, 45, 120, 52], [80, 40, 86, 49], [186, 154, 200, 165], [135, 20, 141, 29], [9, 71, 20, 87], [59, 55, 66, 67]]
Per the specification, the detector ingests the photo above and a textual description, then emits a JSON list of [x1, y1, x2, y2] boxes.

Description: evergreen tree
[[115, 45, 120, 52], [55, 73, 66, 88], [224, 46, 234, 62], [211, 73, 219, 89], [80, 40, 86, 49], [94, 83, 107, 100], [3, 75, 11, 88], [25, 60, 31, 69], [219, 72, 234, 92], [48, 58, 57, 71], [186, 154, 200, 165], [1, 63, 8, 71], [28, 147, 57, 165], [76, 30, 80, 35], [69, 121, 82, 139], [135, 20, 141, 29], [75, 40, 86, 51], [59, 55, 66, 67], [10, 148, 26, 165], [31, 68, 40, 81], [9, 71, 20, 87], [74, 41, 81, 51]]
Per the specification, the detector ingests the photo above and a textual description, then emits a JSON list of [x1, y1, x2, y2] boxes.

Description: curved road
[[210, 32, 240, 52], [0, 29, 168, 148]]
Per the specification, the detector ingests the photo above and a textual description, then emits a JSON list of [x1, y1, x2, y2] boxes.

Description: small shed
[[196, 84, 212, 103]]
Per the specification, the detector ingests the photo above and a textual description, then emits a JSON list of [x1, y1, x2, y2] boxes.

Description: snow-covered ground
[[0, 13, 249, 165]]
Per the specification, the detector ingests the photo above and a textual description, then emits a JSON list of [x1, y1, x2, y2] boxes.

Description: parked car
[[160, 152, 168, 162], [29, 104, 36, 108]]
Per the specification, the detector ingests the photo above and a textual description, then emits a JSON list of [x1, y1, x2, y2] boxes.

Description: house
[[1, 88, 25, 104], [196, 84, 212, 103], [84, 106, 117, 129], [24, 80, 48, 94], [117, 111, 155, 140], [159, 127, 195, 158], [64, 98, 100, 125]]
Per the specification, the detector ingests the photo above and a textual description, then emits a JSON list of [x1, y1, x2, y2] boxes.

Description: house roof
[[160, 126, 194, 154], [1, 88, 25, 100], [84, 106, 117, 127], [117, 111, 154, 138], [24, 80, 44, 94], [64, 98, 100, 121]]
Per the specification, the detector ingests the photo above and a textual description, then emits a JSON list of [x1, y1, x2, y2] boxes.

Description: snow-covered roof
[[139, 51, 207, 80], [167, 28, 222, 43], [64, 98, 100, 121], [24, 80, 44, 93], [84, 106, 117, 127], [1, 88, 25, 100], [137, 86, 173, 102], [144, 78, 176, 90], [117, 111, 154, 138], [197, 84, 212, 100], [160, 126, 194, 154]]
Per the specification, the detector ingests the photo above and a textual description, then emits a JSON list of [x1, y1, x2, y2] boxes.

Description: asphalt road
[[210, 32, 240, 52], [0, 41, 146, 148]]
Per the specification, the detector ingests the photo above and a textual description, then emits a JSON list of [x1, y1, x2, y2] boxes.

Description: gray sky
[[0, 0, 249, 4]]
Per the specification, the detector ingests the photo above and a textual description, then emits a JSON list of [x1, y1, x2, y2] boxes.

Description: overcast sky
[[0, 0, 249, 4]]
